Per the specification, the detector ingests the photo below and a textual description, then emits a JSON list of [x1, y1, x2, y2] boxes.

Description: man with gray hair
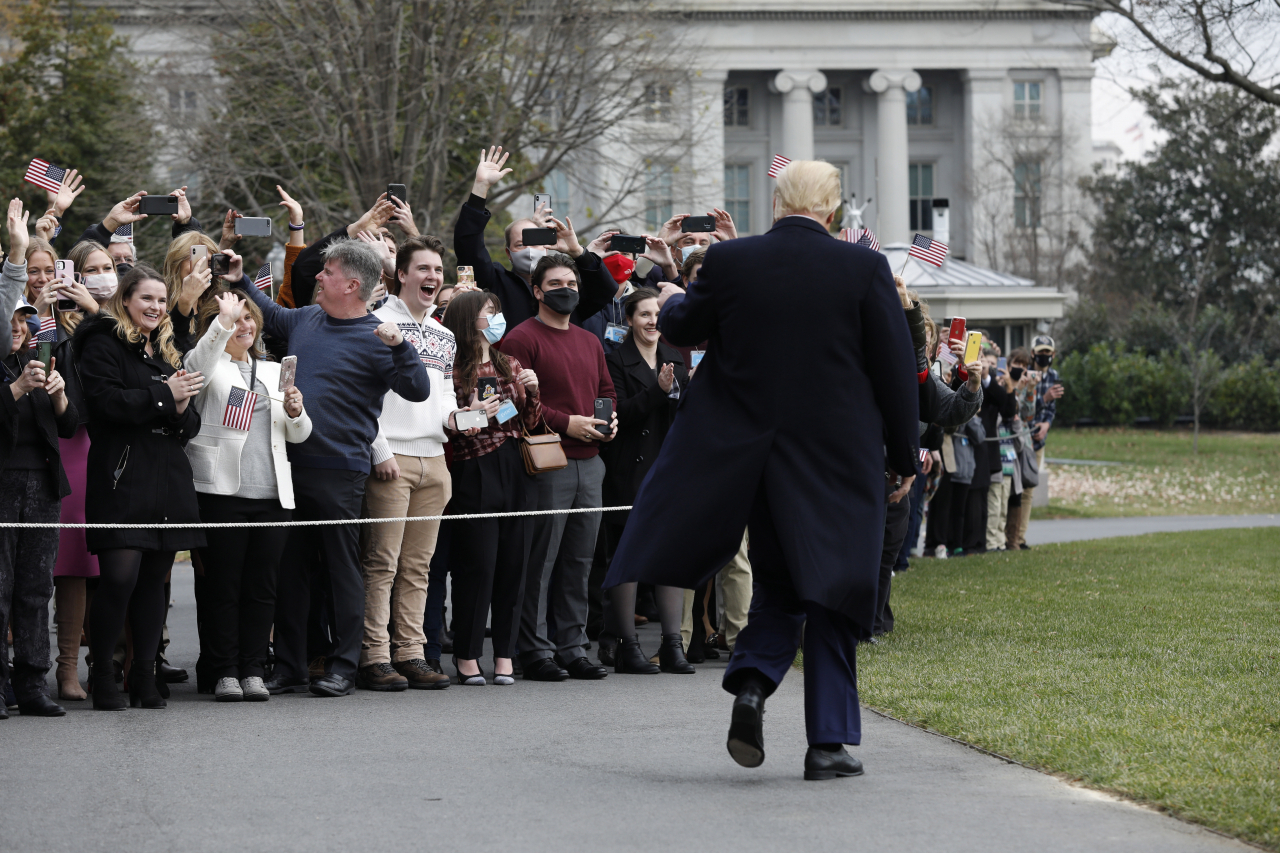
[[226, 239, 430, 697]]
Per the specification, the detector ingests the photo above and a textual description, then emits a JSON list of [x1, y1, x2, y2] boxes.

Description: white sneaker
[[240, 676, 270, 702], [215, 677, 243, 702], [934, 545, 949, 559]]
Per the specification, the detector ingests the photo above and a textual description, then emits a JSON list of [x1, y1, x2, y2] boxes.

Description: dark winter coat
[[72, 314, 205, 553], [603, 216, 920, 630], [601, 335, 688, 517], [0, 350, 79, 495]]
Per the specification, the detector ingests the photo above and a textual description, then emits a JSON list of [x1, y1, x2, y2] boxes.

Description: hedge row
[[1053, 344, 1280, 431]]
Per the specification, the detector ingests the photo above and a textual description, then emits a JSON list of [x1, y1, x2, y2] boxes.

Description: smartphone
[[534, 192, 551, 213], [522, 227, 557, 246], [997, 357, 1007, 373], [477, 377, 499, 401], [138, 195, 179, 215], [456, 409, 488, 430], [210, 253, 231, 276], [190, 245, 208, 265], [234, 217, 272, 237], [456, 266, 474, 285], [608, 234, 647, 254], [37, 341, 53, 368], [690, 350, 705, 369], [681, 215, 715, 232], [963, 331, 983, 365], [53, 260, 77, 311], [593, 397, 614, 437], [278, 355, 297, 392], [948, 317, 967, 344], [387, 183, 407, 206]]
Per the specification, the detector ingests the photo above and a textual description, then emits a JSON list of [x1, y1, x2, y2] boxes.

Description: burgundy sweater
[[499, 317, 616, 460]]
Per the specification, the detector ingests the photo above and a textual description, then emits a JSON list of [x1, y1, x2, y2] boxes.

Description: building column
[[771, 69, 827, 162], [689, 69, 729, 212], [961, 68, 1008, 267], [863, 68, 921, 245]]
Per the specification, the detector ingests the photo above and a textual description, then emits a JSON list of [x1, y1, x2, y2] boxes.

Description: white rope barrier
[[0, 505, 634, 530]]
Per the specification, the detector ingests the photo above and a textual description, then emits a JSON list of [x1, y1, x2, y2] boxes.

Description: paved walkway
[[1027, 513, 1280, 545], [5, 540, 1262, 853]]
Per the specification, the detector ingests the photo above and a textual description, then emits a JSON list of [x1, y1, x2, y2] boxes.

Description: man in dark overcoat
[[604, 160, 920, 780]]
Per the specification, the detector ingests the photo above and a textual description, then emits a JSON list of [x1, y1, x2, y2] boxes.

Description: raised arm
[[222, 250, 298, 341], [657, 244, 720, 347]]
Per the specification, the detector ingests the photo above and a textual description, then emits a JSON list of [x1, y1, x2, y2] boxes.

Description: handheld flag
[[112, 224, 134, 245], [23, 158, 66, 194], [767, 155, 792, 179], [907, 233, 948, 267], [223, 386, 258, 431], [29, 316, 57, 350], [253, 263, 273, 292]]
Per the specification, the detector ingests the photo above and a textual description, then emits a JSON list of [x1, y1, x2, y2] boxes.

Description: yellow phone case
[[963, 331, 982, 365]]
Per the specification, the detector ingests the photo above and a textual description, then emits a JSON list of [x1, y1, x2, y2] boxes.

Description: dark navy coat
[[603, 216, 920, 629]]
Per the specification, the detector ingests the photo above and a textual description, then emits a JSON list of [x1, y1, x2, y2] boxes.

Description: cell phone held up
[[138, 194, 179, 216], [210, 253, 231, 276], [387, 184, 407, 206], [948, 317, 967, 345], [37, 341, 53, 370], [593, 398, 614, 437], [522, 227, 557, 247], [278, 355, 297, 392], [607, 235, 647, 255], [233, 217, 272, 237], [53, 260, 77, 312], [963, 331, 983, 366], [681, 215, 715, 233]]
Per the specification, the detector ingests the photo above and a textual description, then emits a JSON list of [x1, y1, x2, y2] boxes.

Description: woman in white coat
[[184, 289, 311, 702]]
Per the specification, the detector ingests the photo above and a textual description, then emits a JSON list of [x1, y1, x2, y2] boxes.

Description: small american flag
[[908, 233, 948, 267], [29, 316, 57, 350], [113, 223, 134, 245], [919, 448, 929, 464], [222, 386, 258, 431], [767, 155, 792, 178], [838, 228, 880, 252], [23, 158, 66, 194], [253, 263, 272, 291]]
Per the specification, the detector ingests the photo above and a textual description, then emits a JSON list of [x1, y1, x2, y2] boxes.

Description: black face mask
[[1034, 353, 1053, 368], [539, 285, 580, 316], [1009, 366, 1024, 381]]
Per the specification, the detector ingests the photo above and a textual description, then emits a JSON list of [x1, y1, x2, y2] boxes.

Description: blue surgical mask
[[482, 312, 506, 344]]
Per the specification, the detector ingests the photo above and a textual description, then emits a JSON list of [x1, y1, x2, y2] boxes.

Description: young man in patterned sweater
[[358, 235, 464, 691]]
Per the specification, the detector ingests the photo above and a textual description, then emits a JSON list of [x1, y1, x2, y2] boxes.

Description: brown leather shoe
[[356, 662, 409, 692], [393, 659, 451, 690]]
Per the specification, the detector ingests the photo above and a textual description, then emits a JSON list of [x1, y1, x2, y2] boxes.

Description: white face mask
[[82, 273, 119, 300], [510, 247, 547, 277]]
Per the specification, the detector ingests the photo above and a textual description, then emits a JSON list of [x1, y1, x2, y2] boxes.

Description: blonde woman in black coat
[[73, 264, 205, 710], [599, 288, 691, 674]]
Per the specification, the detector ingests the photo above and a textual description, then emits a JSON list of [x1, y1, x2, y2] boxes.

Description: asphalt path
[[5, 522, 1262, 853]]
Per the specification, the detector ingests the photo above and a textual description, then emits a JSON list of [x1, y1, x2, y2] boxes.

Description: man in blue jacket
[[605, 161, 920, 780]]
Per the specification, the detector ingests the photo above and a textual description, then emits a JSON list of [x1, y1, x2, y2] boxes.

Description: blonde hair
[[773, 160, 842, 220], [162, 231, 220, 306], [103, 264, 183, 368], [24, 239, 58, 303]]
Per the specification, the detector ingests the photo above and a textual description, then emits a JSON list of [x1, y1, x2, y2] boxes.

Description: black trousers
[[964, 484, 989, 552], [722, 482, 863, 746], [449, 441, 536, 661], [196, 493, 291, 679], [875, 478, 911, 635], [274, 468, 366, 681], [0, 470, 60, 701]]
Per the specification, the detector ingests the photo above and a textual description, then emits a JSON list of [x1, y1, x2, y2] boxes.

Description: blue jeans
[[894, 474, 926, 571]]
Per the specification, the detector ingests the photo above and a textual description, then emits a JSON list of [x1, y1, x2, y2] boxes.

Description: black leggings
[[89, 549, 175, 672]]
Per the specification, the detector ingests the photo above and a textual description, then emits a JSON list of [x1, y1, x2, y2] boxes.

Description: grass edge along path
[[855, 528, 1280, 850]]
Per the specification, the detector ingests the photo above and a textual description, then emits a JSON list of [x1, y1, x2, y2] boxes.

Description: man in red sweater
[[500, 252, 618, 681]]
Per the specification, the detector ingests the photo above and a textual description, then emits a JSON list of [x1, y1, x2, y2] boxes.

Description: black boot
[[614, 636, 660, 674], [91, 663, 126, 711], [658, 633, 696, 674], [128, 659, 166, 709], [597, 634, 618, 668]]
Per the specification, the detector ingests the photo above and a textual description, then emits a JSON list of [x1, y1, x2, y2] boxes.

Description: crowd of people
[[0, 149, 1062, 720]]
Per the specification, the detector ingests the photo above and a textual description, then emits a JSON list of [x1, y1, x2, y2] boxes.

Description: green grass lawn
[[858, 528, 1280, 850], [1032, 427, 1280, 518]]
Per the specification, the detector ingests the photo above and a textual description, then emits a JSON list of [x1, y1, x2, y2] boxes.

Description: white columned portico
[[771, 69, 828, 162], [689, 69, 729, 211], [863, 68, 921, 245]]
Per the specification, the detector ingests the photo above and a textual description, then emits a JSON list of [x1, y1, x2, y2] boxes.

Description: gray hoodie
[[1, 259, 28, 351]]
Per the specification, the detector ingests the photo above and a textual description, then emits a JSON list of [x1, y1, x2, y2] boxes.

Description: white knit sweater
[[370, 295, 457, 464]]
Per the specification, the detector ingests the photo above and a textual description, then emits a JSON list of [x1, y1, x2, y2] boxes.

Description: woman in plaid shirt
[[440, 290, 541, 685]]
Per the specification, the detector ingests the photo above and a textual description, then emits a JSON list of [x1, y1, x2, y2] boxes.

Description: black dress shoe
[[157, 658, 189, 683], [726, 680, 767, 768], [564, 657, 608, 680], [310, 673, 355, 697], [18, 694, 66, 717], [803, 745, 864, 781], [614, 636, 659, 674], [264, 674, 312, 695], [597, 635, 619, 668], [522, 658, 569, 682], [423, 658, 445, 675], [0, 705, 7, 719]]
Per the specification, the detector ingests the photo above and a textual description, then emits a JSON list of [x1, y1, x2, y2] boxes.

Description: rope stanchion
[[0, 505, 634, 530]]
